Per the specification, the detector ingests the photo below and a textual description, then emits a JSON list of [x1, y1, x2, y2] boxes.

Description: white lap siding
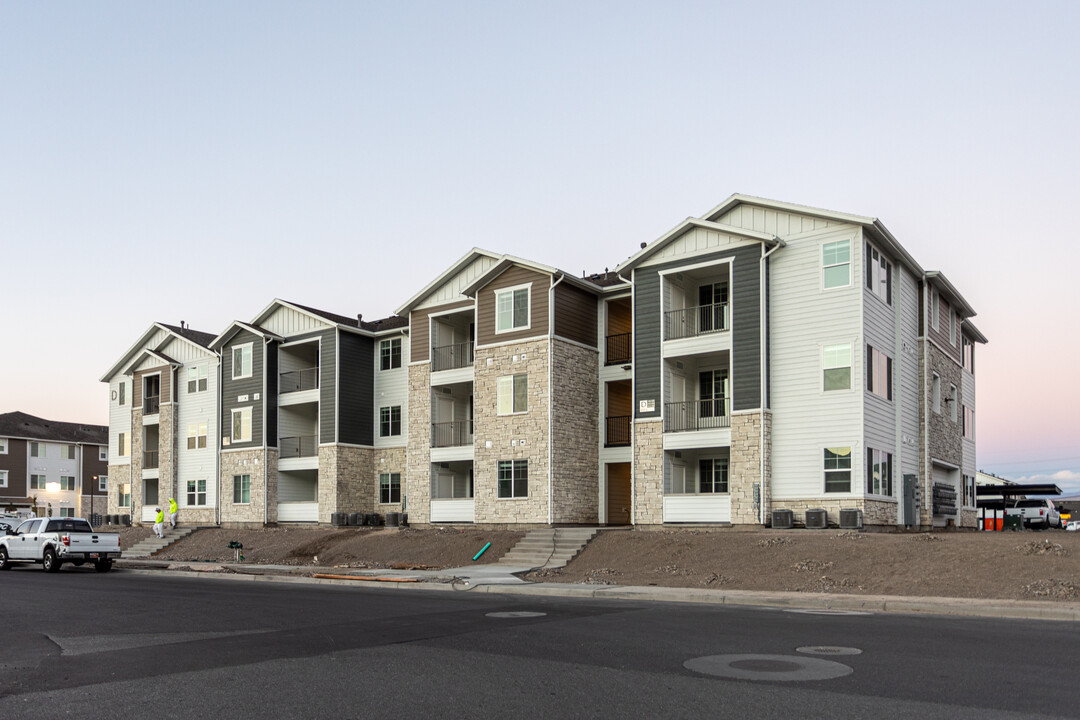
[[161, 337, 220, 512]]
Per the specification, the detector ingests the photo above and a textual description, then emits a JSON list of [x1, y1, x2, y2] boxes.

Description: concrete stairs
[[499, 527, 600, 569], [124, 526, 198, 558]]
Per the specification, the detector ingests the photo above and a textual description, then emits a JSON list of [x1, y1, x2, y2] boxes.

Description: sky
[[1, 2, 1077, 491]]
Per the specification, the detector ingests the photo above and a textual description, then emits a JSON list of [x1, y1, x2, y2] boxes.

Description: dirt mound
[[1016, 540, 1068, 556]]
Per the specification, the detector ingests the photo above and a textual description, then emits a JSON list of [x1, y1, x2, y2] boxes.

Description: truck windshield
[[45, 519, 95, 533]]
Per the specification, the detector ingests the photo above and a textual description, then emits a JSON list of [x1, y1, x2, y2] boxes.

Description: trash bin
[[1004, 514, 1024, 531]]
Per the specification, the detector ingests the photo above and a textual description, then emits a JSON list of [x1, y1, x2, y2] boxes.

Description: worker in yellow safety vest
[[153, 507, 165, 539], [168, 497, 178, 528]]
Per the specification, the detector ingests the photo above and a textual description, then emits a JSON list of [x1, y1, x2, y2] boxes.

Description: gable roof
[[0, 411, 107, 445], [207, 321, 283, 351], [615, 217, 782, 273], [962, 319, 988, 344], [395, 248, 503, 316], [460, 253, 604, 298], [99, 322, 218, 383]]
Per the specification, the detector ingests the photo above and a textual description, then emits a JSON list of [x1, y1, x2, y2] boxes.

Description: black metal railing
[[280, 368, 319, 393], [279, 435, 317, 459], [143, 396, 160, 415], [663, 303, 729, 340], [605, 333, 632, 365], [432, 341, 474, 372], [143, 450, 159, 469], [664, 399, 730, 432], [431, 421, 474, 448], [605, 416, 632, 447]]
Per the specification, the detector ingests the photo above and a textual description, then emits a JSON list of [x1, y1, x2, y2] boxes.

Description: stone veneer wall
[[473, 339, 550, 524], [633, 419, 663, 525], [318, 444, 374, 523], [106, 464, 130, 516], [219, 448, 275, 527], [156, 401, 177, 517], [406, 363, 432, 524], [550, 339, 599, 524], [919, 340, 965, 528], [375, 446, 407, 515], [730, 411, 770, 524], [130, 408, 144, 522]]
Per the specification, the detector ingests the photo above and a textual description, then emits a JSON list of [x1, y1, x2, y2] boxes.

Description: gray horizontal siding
[[221, 329, 264, 447], [318, 330, 337, 443]]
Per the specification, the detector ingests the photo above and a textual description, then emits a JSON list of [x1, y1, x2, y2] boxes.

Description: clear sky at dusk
[[2, 2, 1077, 490]]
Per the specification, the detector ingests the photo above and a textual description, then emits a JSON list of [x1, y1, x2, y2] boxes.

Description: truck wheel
[[0, 547, 10, 570], [94, 559, 113, 573], [72, 560, 85, 567], [43, 548, 61, 573]]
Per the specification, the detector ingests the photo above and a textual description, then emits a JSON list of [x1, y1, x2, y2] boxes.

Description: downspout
[[759, 240, 782, 526], [548, 273, 565, 526]]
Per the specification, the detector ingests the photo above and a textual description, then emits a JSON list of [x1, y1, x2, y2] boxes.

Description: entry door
[[144, 479, 159, 507], [606, 464, 631, 525], [698, 370, 728, 421], [698, 282, 729, 332]]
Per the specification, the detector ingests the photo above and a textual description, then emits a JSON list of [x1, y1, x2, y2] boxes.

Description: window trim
[[0, 469, 7, 488], [379, 472, 402, 504], [30, 442, 46, 458], [231, 407, 253, 443], [379, 406, 402, 438], [98, 475, 108, 492], [866, 448, 893, 497], [30, 474, 47, 491], [186, 478, 208, 506], [496, 374, 529, 414], [232, 343, 254, 380], [0, 437, 6, 454], [824, 447, 852, 493], [949, 384, 958, 423], [822, 343, 853, 392], [118, 483, 131, 508], [963, 406, 975, 440], [821, 239, 851, 290], [232, 474, 251, 504], [932, 373, 941, 414], [188, 364, 209, 393], [866, 345, 893, 401], [119, 381, 126, 406], [865, 242, 892, 305], [930, 288, 940, 331], [99, 446, 107, 461], [118, 432, 129, 458], [59, 475, 76, 491], [497, 459, 529, 499], [379, 338, 402, 371], [494, 283, 532, 334]]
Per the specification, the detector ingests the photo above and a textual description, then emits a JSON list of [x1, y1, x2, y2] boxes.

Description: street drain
[[797, 646, 862, 656], [684, 654, 853, 681], [486, 611, 547, 618]]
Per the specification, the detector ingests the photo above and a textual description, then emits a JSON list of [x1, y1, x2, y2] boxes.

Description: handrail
[[664, 399, 730, 432], [432, 341, 475, 372], [664, 303, 729, 340]]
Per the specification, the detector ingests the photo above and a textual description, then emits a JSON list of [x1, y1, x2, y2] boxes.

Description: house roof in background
[[0, 411, 107, 445]]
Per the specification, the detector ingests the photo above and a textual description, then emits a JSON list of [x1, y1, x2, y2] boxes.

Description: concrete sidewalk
[[113, 558, 1080, 622]]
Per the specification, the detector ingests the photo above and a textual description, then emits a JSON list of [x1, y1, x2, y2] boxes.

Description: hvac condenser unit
[[771, 509, 794, 529], [839, 508, 863, 530], [805, 509, 828, 529]]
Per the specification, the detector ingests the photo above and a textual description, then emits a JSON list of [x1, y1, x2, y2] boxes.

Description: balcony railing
[[280, 435, 317, 459], [143, 396, 160, 415], [432, 420, 474, 448], [664, 303, 729, 341], [605, 333, 632, 366], [280, 368, 319, 394], [664, 399, 730, 433], [432, 341, 474, 372], [605, 416, 632, 447], [143, 450, 159, 469]]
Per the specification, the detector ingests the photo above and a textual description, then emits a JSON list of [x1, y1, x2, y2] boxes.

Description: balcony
[[432, 341, 474, 372], [605, 416, 632, 447], [280, 435, 317, 459], [280, 368, 318, 394], [664, 303, 729, 341], [664, 399, 730, 433], [432, 421, 473, 449], [605, 333, 632, 366], [143, 395, 160, 415], [143, 450, 159, 469]]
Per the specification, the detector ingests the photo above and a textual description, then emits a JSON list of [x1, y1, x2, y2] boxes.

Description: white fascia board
[[99, 323, 164, 382], [702, 193, 878, 227], [208, 321, 283, 351], [253, 299, 336, 332], [615, 218, 780, 273], [394, 247, 502, 316], [151, 323, 218, 359], [962, 319, 988, 344]]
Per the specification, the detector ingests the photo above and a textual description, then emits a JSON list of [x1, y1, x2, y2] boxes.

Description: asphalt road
[[1, 567, 1077, 719]]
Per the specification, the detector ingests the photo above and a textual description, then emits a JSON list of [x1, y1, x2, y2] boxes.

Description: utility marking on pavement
[[796, 646, 863, 656], [486, 611, 547, 618], [684, 653, 853, 681], [785, 609, 872, 616]]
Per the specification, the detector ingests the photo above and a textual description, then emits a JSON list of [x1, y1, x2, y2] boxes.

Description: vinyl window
[[59, 508, 74, 518], [380, 339, 402, 371], [188, 364, 208, 393], [949, 385, 958, 422], [63, 444, 76, 460], [187, 479, 207, 506], [930, 288, 940, 330], [963, 338, 975, 373], [495, 286, 530, 333], [118, 483, 131, 508], [866, 345, 892, 400], [187, 422, 208, 449], [866, 448, 893, 497], [31, 442, 46, 458], [697, 458, 729, 494], [0, 470, 7, 488], [963, 475, 977, 507], [232, 408, 252, 443], [119, 382, 126, 406], [497, 460, 528, 498], [0, 437, 7, 454], [497, 374, 528, 414], [232, 344, 253, 379], [949, 310, 957, 346], [379, 473, 401, 504], [59, 476, 76, 491], [379, 406, 402, 437], [823, 344, 852, 391], [824, 447, 852, 493], [822, 240, 851, 289], [963, 406, 975, 439], [30, 474, 47, 490], [118, 432, 129, 458], [98, 475, 108, 492], [233, 475, 251, 504], [932, 374, 941, 414], [99, 447, 107, 461], [865, 243, 892, 304]]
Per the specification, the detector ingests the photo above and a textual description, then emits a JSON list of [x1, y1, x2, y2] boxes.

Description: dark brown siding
[[82, 446, 108, 496], [410, 299, 474, 363], [133, 365, 172, 410], [476, 266, 550, 346], [553, 283, 598, 347], [927, 291, 962, 364], [0, 438, 28, 497]]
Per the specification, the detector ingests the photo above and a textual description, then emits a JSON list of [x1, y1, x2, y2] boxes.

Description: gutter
[[758, 240, 782, 525]]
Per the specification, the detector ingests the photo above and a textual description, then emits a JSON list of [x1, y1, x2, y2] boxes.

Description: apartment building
[[0, 412, 107, 517], [100, 194, 985, 530]]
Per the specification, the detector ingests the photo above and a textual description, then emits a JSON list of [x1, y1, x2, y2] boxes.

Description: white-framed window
[[231, 407, 252, 443], [63, 444, 76, 460], [59, 476, 75, 491], [866, 345, 892, 400], [379, 406, 402, 437], [497, 374, 528, 414], [962, 475, 977, 507], [30, 474, 47, 490], [824, 447, 852, 493], [822, 239, 851, 289], [232, 343, 253, 379], [949, 384, 958, 422], [187, 422, 209, 450], [233, 474, 251, 504], [0, 437, 6, 454], [0, 470, 7, 488], [187, 479, 207, 506], [963, 406, 975, 439], [59, 508, 74, 518], [188, 364, 208, 393], [932, 373, 941, 414], [949, 310, 956, 346], [118, 432, 129, 457], [963, 337, 975, 374], [495, 285, 530, 333], [118, 483, 131, 508], [379, 473, 402, 504], [31, 442, 46, 458], [823, 344, 852, 391], [697, 458, 729, 493], [98, 475, 108, 492], [119, 382, 126, 406], [866, 448, 893, 497], [497, 460, 528, 498], [99, 446, 107, 461], [865, 243, 892, 304], [380, 339, 402, 371], [930, 288, 940, 331]]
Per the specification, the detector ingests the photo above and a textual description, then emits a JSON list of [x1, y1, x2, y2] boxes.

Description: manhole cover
[[785, 609, 872, 616], [486, 611, 547, 618], [684, 653, 853, 681], [797, 646, 863, 656]]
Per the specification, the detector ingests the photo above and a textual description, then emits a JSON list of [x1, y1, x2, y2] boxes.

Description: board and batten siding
[[374, 332, 409, 448], [176, 356, 219, 509], [714, 203, 841, 238], [633, 242, 762, 419], [415, 254, 501, 311], [338, 330, 376, 446], [768, 225, 864, 501], [221, 329, 265, 448], [553, 282, 598, 348], [108, 375, 132, 465], [410, 299, 474, 363], [261, 305, 335, 338], [476, 266, 550, 346]]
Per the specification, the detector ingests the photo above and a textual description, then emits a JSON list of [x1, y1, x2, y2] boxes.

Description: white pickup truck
[[0, 517, 121, 572]]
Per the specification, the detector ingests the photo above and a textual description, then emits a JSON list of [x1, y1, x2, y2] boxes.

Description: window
[[930, 288, 939, 330], [824, 447, 852, 493], [379, 406, 402, 437], [232, 344, 253, 379], [822, 239, 851, 289], [59, 508, 74, 518], [495, 286, 530, 332], [865, 243, 892, 304], [231, 408, 252, 443], [187, 479, 207, 506], [30, 474, 46, 490], [0, 470, 7, 488], [949, 310, 956, 346], [866, 448, 893, 497], [63, 445, 76, 460], [31, 442, 45, 458], [59, 476, 75, 491], [866, 345, 892, 400], [233, 474, 251, 504], [188, 365, 208, 393], [380, 473, 402, 504], [932, 374, 941, 414], [0, 437, 6, 454], [963, 475, 976, 507], [119, 382, 126, 406], [187, 422, 208, 449], [698, 458, 729, 493], [963, 337, 975, 373], [949, 385, 958, 422], [99, 447, 107, 461], [963, 406, 975, 439], [823, 344, 852, 391], [98, 475, 108, 492], [497, 460, 528, 498], [118, 432, 129, 457], [431, 470, 474, 499], [380, 339, 402, 371], [118, 483, 131, 508], [497, 374, 528, 414]]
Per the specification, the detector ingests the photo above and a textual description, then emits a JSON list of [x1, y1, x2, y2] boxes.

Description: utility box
[[771, 509, 794, 529]]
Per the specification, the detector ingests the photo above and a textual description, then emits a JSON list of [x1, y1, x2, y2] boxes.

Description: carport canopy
[[976, 484, 1062, 497]]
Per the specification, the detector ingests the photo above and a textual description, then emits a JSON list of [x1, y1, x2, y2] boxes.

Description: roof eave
[[615, 218, 780, 274], [394, 248, 502, 316], [925, 271, 977, 318]]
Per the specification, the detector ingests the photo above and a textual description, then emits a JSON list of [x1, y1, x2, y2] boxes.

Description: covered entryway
[[606, 463, 631, 525]]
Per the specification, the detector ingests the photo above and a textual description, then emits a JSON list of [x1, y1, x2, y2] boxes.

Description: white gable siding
[[177, 357, 220, 509], [374, 333, 410, 448], [108, 375, 132, 465], [639, 227, 758, 268], [416, 255, 499, 310], [158, 336, 216, 365], [716, 205, 838, 237], [262, 306, 333, 337], [769, 225, 864, 501]]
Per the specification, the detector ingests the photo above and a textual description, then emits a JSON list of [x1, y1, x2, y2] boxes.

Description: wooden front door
[[606, 463, 632, 525]]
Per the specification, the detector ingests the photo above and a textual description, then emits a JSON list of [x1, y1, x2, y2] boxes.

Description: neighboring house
[[0, 411, 107, 517]]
